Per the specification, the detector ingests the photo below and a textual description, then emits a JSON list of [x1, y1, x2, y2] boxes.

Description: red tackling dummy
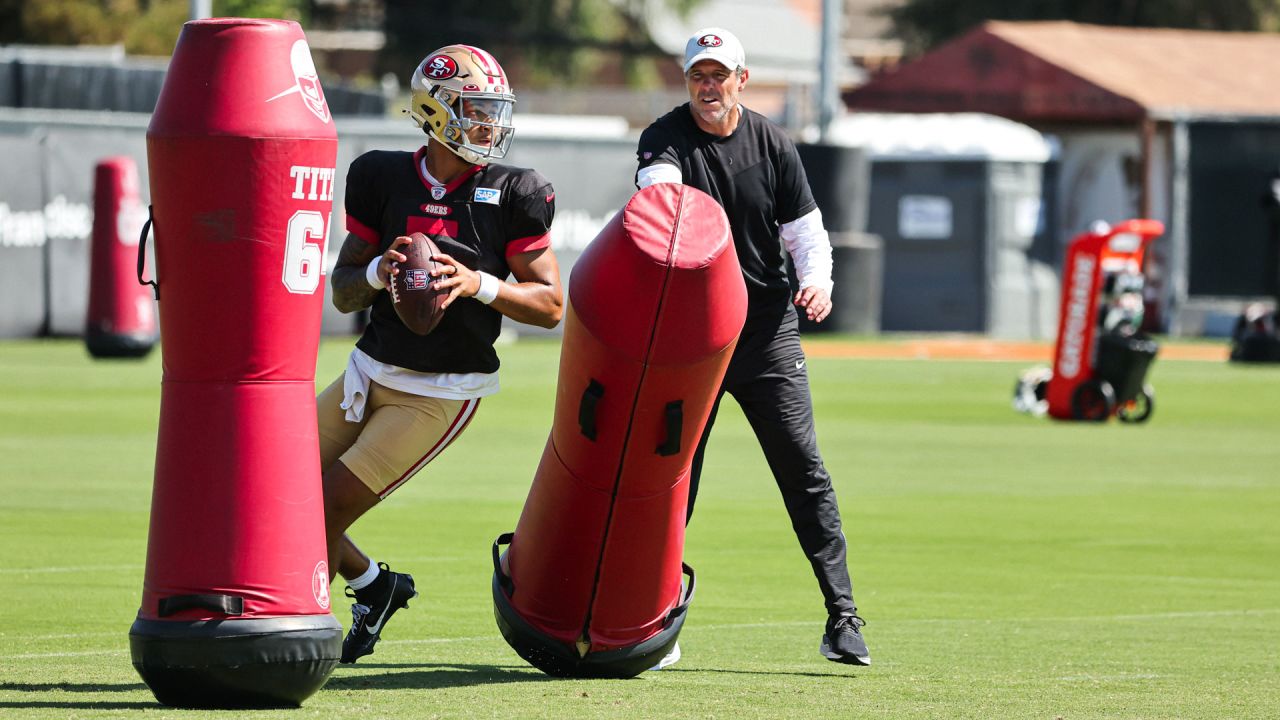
[[492, 182, 747, 677], [129, 18, 340, 709], [85, 156, 157, 358]]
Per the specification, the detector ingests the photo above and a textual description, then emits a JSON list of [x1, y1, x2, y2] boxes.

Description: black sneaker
[[820, 614, 871, 666], [340, 564, 418, 664]]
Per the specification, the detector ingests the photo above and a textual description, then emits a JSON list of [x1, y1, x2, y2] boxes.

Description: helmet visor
[[457, 97, 515, 158]]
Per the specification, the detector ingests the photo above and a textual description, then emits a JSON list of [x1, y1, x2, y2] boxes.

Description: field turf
[[1, 336, 1277, 719]]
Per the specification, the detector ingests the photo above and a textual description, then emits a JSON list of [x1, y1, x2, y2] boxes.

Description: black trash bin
[[793, 232, 883, 334]]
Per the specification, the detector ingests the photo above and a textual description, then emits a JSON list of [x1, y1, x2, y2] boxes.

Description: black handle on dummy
[[656, 400, 683, 456], [137, 206, 159, 300], [579, 379, 604, 440]]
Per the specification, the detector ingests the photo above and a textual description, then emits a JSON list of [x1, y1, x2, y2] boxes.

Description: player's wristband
[[365, 256, 386, 289], [474, 271, 500, 305]]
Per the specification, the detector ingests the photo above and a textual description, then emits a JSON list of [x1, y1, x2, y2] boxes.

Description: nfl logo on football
[[405, 269, 429, 290]]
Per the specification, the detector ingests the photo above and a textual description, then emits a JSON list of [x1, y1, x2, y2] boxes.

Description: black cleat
[[340, 564, 418, 664], [820, 613, 871, 666]]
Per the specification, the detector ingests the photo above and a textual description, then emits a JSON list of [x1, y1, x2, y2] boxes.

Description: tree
[[3, 0, 705, 87], [380, 0, 707, 89], [884, 0, 1280, 56], [5, 0, 307, 56]]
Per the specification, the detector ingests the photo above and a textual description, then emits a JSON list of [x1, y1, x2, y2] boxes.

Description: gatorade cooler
[[1045, 219, 1164, 423], [128, 18, 341, 708], [492, 183, 747, 678]]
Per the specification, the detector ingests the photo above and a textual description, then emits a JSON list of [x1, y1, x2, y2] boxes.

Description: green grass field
[[1, 336, 1278, 719]]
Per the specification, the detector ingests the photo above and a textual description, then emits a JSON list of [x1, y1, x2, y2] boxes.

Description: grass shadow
[[658, 666, 865, 679], [0, 702, 159, 710], [326, 662, 555, 690], [325, 662, 859, 688], [0, 682, 156, 711], [0, 681, 149, 694]]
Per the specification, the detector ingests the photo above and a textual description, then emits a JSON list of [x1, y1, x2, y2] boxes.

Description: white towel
[[340, 352, 372, 423]]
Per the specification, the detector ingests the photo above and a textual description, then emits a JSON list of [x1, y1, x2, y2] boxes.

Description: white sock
[[347, 558, 379, 590]]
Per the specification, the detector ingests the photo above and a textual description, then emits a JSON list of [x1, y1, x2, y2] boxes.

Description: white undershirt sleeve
[[636, 163, 683, 189], [779, 207, 834, 295]]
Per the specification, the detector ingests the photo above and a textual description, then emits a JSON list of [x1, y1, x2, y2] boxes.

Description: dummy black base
[[86, 330, 156, 359], [129, 614, 342, 709], [492, 573, 685, 679]]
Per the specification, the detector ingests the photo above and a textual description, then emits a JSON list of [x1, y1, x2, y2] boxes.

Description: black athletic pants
[[687, 304, 857, 618]]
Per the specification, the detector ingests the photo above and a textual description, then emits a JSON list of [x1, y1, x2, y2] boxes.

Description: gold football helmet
[[408, 44, 515, 165]]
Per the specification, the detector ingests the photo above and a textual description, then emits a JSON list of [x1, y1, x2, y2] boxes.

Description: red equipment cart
[[1041, 219, 1164, 422]]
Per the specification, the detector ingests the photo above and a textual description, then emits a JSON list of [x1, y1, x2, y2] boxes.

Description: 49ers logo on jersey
[[423, 54, 458, 80], [420, 203, 451, 216], [698, 34, 723, 48]]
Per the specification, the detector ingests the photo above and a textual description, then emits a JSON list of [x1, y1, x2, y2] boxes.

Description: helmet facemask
[[435, 91, 515, 164], [408, 45, 516, 165]]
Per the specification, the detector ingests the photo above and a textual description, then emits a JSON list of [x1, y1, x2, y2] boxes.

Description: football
[[390, 232, 448, 335]]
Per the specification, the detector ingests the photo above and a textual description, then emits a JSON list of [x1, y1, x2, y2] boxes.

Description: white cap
[[683, 28, 746, 73]]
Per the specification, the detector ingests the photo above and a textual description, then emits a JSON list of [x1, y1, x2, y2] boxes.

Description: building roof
[[844, 21, 1280, 122], [826, 112, 1054, 162]]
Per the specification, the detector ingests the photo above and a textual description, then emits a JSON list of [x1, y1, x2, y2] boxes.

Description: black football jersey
[[636, 104, 816, 317], [345, 146, 555, 373]]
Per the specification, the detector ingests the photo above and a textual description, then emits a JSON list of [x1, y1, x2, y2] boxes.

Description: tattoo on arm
[[330, 233, 381, 313]]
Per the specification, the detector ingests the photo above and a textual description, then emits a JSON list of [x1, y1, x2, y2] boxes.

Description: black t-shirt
[[345, 147, 555, 373], [636, 104, 817, 317]]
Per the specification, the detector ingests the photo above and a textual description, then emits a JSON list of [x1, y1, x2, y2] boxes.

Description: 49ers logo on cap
[[698, 34, 724, 48], [423, 54, 458, 80]]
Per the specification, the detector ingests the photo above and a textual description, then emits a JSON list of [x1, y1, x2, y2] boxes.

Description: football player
[[317, 44, 563, 664]]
